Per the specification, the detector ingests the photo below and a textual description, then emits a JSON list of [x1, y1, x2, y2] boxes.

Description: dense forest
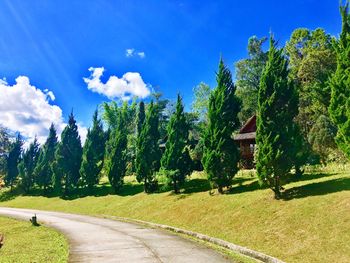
[[0, 3, 349, 200]]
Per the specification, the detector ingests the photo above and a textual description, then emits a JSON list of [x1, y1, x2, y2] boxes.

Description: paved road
[[0, 207, 232, 263]]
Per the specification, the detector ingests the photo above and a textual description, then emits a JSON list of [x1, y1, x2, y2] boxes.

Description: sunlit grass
[[0, 164, 349, 263], [0, 216, 68, 262]]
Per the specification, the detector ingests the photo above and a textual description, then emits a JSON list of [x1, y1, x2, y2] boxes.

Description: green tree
[[192, 82, 211, 123], [137, 101, 146, 136], [329, 2, 350, 158], [18, 137, 40, 193], [104, 105, 128, 192], [53, 112, 82, 194], [256, 37, 299, 199], [308, 115, 337, 164], [102, 100, 138, 176], [285, 28, 336, 153], [151, 92, 170, 141], [190, 83, 211, 167], [136, 101, 161, 192], [161, 94, 192, 193], [202, 58, 241, 194], [4, 134, 23, 189], [102, 101, 119, 130], [34, 124, 58, 191], [80, 110, 106, 191], [235, 36, 268, 123]]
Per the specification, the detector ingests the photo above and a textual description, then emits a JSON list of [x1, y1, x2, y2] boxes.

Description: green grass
[[0, 163, 349, 263], [0, 216, 68, 263]]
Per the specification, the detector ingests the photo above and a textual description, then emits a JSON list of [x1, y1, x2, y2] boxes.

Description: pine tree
[[202, 58, 241, 194], [137, 101, 146, 136], [53, 112, 82, 194], [256, 37, 299, 199], [105, 105, 128, 192], [161, 94, 192, 193], [80, 110, 106, 191], [329, 2, 350, 158], [4, 134, 23, 189], [136, 101, 161, 193], [18, 137, 40, 193], [35, 124, 58, 191]]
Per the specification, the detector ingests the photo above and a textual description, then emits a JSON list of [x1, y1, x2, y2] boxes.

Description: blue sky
[[0, 0, 341, 143]]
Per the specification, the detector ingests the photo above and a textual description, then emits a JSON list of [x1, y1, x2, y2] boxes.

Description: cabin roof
[[234, 115, 256, 141], [239, 115, 256, 133], [234, 132, 256, 141]]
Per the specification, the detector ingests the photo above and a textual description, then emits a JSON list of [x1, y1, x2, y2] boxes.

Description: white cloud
[[125, 48, 145, 58], [126, 48, 135, 57], [137, 52, 145, 58], [83, 67, 151, 100], [0, 76, 87, 146], [77, 123, 87, 145]]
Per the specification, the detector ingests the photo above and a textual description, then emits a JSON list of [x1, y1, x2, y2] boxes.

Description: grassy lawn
[[0, 163, 349, 263], [0, 216, 68, 263]]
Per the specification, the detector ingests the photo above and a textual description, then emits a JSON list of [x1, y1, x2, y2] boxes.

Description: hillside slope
[[1, 165, 349, 263]]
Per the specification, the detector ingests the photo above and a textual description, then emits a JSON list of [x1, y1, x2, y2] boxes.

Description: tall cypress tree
[[161, 94, 192, 193], [18, 137, 40, 193], [256, 37, 299, 199], [202, 58, 241, 194], [4, 134, 23, 189], [105, 105, 128, 192], [136, 101, 161, 193], [53, 112, 82, 194], [329, 2, 350, 158], [80, 110, 106, 191], [35, 123, 58, 191], [137, 101, 146, 136]]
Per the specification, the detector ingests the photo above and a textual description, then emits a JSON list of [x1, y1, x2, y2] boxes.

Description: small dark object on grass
[[30, 214, 40, 226], [0, 234, 4, 248]]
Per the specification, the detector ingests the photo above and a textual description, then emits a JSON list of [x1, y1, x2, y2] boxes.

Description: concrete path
[[0, 207, 232, 263]]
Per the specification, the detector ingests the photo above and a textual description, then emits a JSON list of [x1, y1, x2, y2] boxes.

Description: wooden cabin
[[234, 115, 256, 168]]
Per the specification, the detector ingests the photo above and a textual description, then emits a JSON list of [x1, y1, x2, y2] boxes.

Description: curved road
[[0, 207, 232, 263]]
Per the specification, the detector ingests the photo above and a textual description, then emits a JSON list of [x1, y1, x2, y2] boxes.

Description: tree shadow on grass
[[282, 177, 350, 201], [182, 178, 211, 194], [117, 184, 144, 196], [288, 172, 337, 183], [180, 177, 259, 196], [228, 180, 265, 195]]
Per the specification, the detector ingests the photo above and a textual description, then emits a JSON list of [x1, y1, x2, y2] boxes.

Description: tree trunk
[[295, 165, 303, 179], [273, 177, 281, 199], [144, 177, 148, 193], [218, 185, 223, 194], [173, 179, 179, 194]]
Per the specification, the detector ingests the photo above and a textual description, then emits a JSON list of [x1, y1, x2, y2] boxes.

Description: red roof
[[239, 115, 256, 133]]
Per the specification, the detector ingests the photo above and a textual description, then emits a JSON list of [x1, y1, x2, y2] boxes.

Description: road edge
[[104, 215, 285, 263]]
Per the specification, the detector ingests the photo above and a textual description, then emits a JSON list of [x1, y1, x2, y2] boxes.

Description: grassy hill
[[0, 164, 349, 263], [0, 216, 68, 262]]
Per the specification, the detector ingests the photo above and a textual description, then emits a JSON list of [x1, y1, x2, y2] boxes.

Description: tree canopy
[[53, 112, 82, 194], [202, 58, 241, 193], [329, 2, 350, 159], [256, 37, 299, 199]]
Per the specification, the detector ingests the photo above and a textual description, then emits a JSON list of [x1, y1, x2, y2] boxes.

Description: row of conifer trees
[[3, 4, 350, 198], [3, 92, 196, 195]]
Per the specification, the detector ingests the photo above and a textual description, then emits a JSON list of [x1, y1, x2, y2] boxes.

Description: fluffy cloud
[[125, 48, 145, 58], [83, 67, 151, 100], [0, 76, 87, 146]]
